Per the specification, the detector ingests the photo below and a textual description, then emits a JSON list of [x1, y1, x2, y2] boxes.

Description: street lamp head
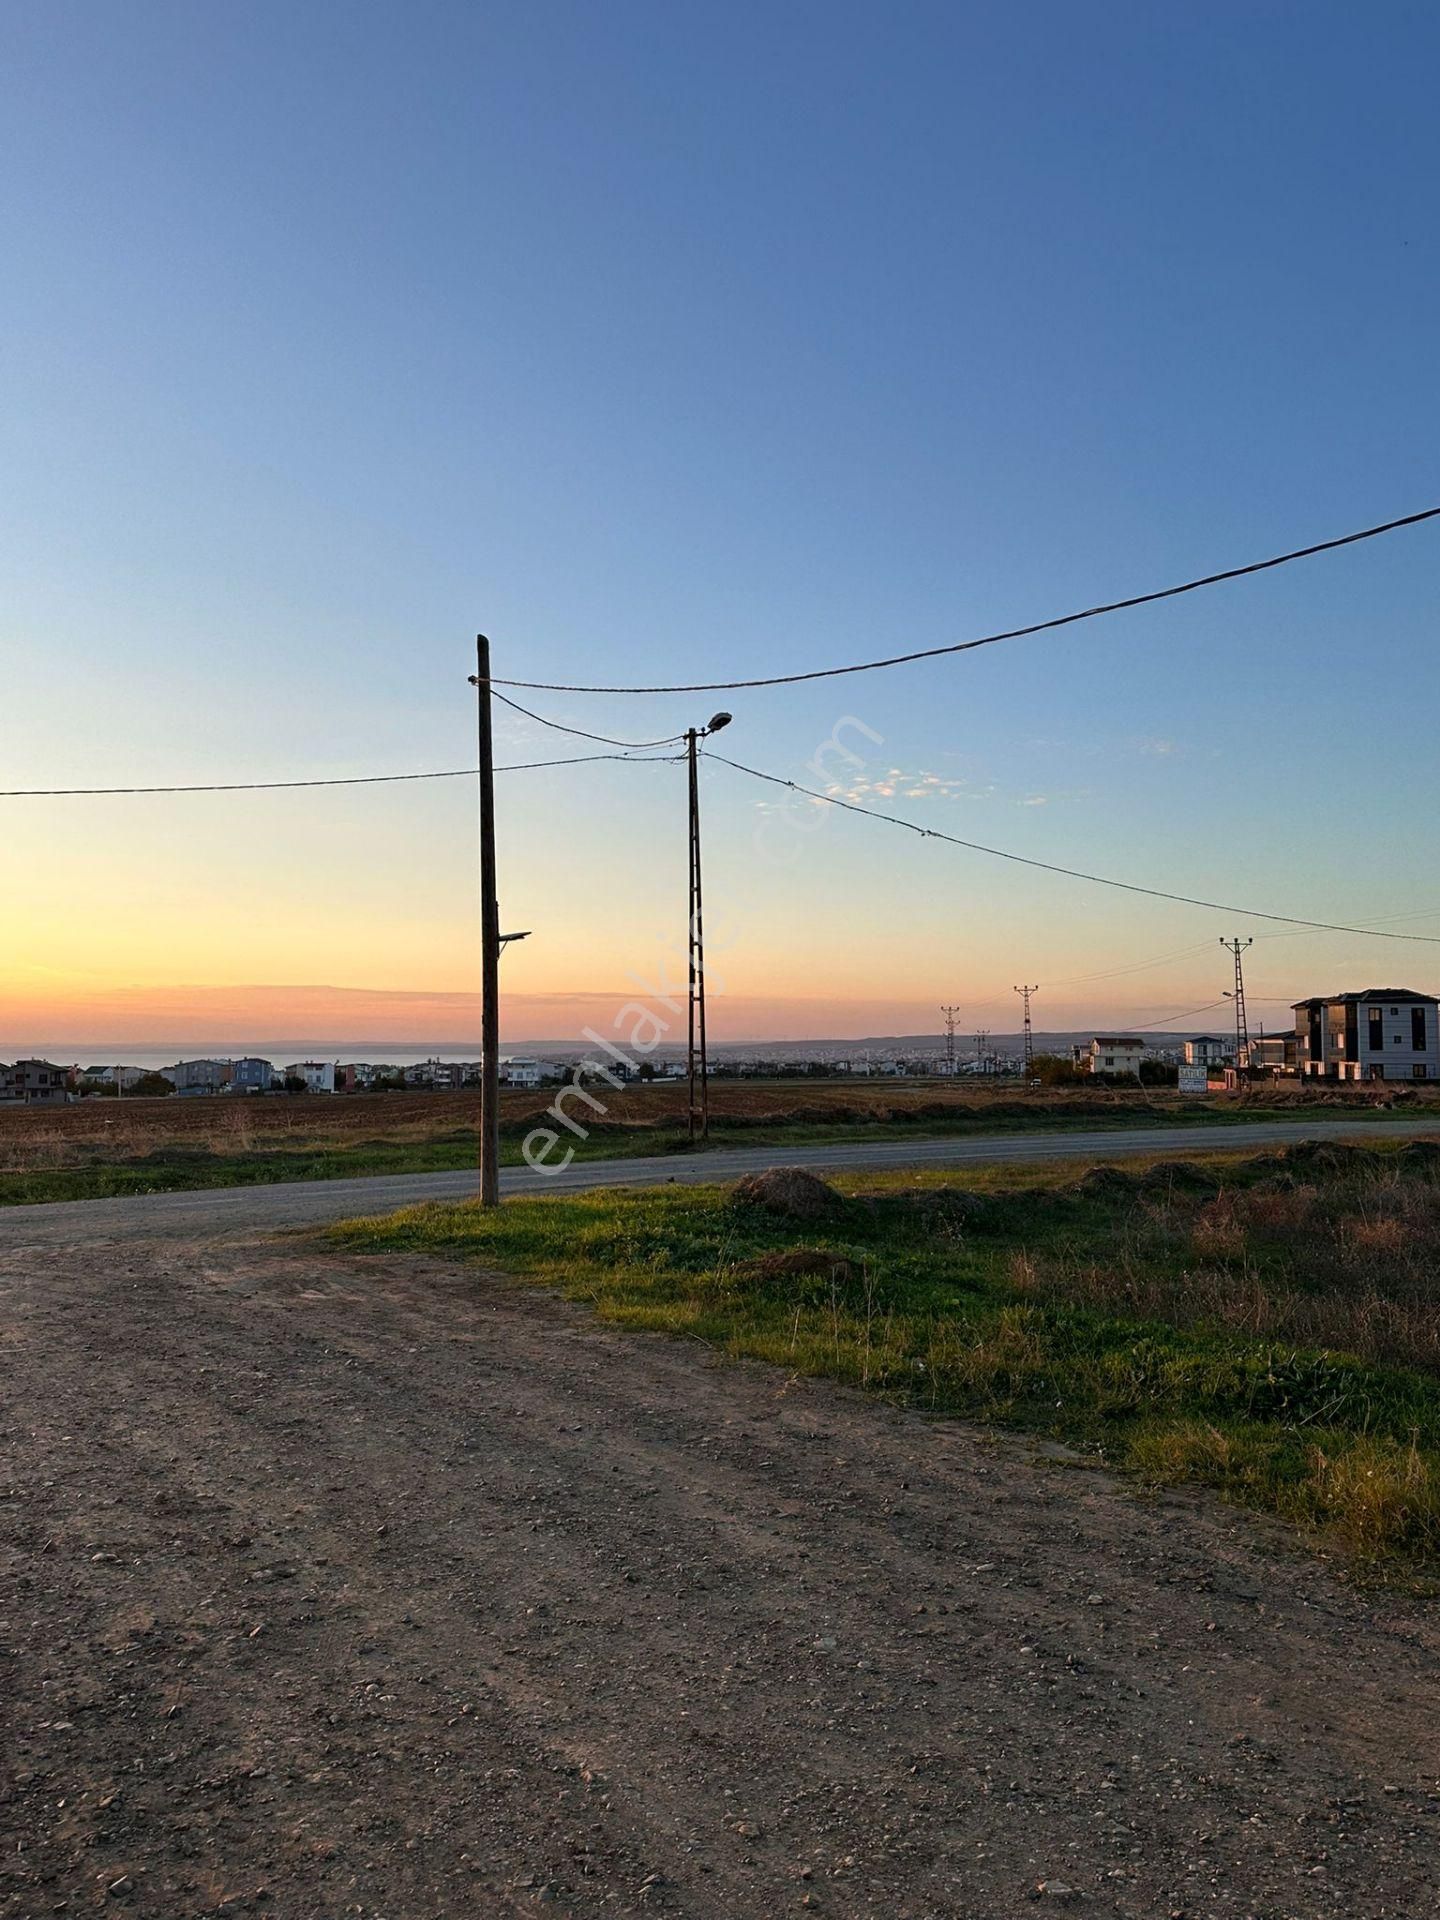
[[706, 711, 733, 734]]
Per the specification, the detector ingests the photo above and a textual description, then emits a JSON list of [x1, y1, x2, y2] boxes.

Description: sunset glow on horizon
[[4, 7, 1438, 1054]]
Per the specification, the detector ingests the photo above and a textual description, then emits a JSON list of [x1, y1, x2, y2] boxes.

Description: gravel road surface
[[2, 1231, 1438, 1917], [5, 1115, 1440, 1247]]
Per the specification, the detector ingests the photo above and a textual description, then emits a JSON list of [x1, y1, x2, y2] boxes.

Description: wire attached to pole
[[490, 505, 1440, 694], [490, 687, 688, 750], [0, 751, 684, 797], [709, 750, 1440, 945]]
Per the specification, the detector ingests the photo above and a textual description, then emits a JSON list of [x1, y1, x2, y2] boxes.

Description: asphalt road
[[5, 1114, 1440, 1246]]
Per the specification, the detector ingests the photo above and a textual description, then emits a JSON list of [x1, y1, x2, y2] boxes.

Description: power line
[[951, 907, 1440, 1003], [1048, 940, 1218, 988], [710, 750, 1440, 945], [0, 751, 682, 798], [490, 687, 688, 750], [1128, 998, 1230, 1031], [491, 505, 1440, 694]]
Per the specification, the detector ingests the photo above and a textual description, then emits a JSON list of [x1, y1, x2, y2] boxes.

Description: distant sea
[[7, 1030, 1127, 1071], [12, 1043, 500, 1071]]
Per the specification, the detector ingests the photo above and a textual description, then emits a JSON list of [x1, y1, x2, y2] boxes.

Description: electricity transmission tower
[[1221, 937, 1253, 1064], [1014, 984, 1039, 1080], [940, 1004, 961, 1076]]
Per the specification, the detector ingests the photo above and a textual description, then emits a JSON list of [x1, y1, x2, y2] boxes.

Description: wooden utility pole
[[683, 713, 731, 1141], [473, 636, 501, 1205]]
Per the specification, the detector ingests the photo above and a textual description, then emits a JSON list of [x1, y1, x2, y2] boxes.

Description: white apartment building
[[282, 1061, 337, 1094], [1183, 1035, 1230, 1068], [1081, 1036, 1146, 1077]]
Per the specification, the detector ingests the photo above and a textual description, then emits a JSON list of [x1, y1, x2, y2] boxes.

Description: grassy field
[[3, 1077, 1434, 1205], [330, 1138, 1440, 1572]]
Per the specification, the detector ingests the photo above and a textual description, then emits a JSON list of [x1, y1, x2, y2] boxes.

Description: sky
[[3, 1, 1439, 1050]]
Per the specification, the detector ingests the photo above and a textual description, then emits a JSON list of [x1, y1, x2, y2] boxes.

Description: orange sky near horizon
[[1, 737, 1414, 1052], [0, 977, 1276, 1052]]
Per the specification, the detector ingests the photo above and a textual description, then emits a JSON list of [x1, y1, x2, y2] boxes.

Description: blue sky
[[3, 2, 1439, 1042]]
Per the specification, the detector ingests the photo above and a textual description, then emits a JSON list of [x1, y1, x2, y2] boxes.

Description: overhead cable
[[490, 687, 688, 750], [711, 751, 1440, 945], [0, 751, 681, 798], [488, 506, 1440, 693], [1127, 998, 1230, 1030]]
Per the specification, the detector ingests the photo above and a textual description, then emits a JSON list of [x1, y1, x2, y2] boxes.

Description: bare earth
[[3, 1233, 1438, 1919]]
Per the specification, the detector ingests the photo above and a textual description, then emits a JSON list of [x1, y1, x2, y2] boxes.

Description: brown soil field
[[0, 1077, 1430, 1173]]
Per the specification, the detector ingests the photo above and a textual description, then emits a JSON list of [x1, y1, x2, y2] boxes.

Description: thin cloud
[[827, 767, 991, 805]]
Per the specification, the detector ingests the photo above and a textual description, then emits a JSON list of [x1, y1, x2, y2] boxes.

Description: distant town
[[3, 986, 1436, 1104]]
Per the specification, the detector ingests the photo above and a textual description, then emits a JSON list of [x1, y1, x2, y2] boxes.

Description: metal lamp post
[[686, 711, 731, 1143]]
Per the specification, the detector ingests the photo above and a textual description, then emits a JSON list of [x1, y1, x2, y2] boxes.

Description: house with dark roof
[[1183, 1035, 1230, 1068], [1293, 989, 1440, 1082], [0, 1059, 74, 1104], [1074, 1036, 1146, 1076]]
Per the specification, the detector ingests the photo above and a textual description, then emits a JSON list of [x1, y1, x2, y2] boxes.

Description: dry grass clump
[[1190, 1197, 1250, 1261], [1304, 1436, 1440, 1558], [1130, 1423, 1440, 1560], [1238, 1184, 1320, 1232], [1012, 1151, 1440, 1376], [1340, 1214, 1409, 1257], [1011, 1249, 1295, 1342]]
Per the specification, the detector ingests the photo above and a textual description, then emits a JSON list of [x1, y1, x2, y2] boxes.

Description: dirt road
[[7, 1114, 1440, 1246], [4, 1234, 1439, 1917]]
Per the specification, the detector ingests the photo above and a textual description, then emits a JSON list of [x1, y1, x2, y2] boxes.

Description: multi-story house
[[499, 1057, 550, 1089], [228, 1057, 275, 1092], [1076, 1037, 1146, 1077], [1243, 1033, 1299, 1074], [282, 1061, 337, 1094], [0, 1059, 73, 1103], [77, 1064, 147, 1092], [1293, 989, 1440, 1082], [1183, 1035, 1231, 1068], [163, 1059, 232, 1094]]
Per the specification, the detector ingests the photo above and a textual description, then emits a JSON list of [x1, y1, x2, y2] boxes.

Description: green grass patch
[[328, 1140, 1440, 1571]]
